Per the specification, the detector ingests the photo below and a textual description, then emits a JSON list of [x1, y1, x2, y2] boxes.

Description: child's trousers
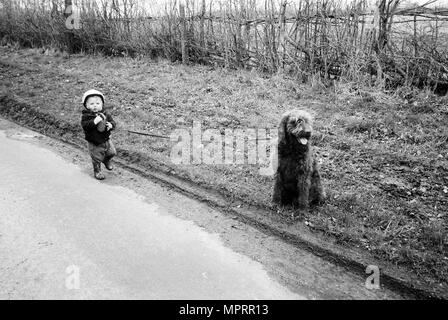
[[88, 140, 117, 172]]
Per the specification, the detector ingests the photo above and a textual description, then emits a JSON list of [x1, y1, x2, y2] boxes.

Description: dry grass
[[1, 0, 448, 90]]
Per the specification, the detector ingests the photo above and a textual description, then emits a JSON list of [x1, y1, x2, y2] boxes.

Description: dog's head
[[278, 109, 313, 146]]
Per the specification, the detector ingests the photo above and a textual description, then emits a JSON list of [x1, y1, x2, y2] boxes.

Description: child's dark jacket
[[81, 109, 116, 145]]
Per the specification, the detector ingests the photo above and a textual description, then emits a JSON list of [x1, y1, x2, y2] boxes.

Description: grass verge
[[1, 46, 448, 297]]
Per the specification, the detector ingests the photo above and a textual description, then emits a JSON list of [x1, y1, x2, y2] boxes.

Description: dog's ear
[[278, 111, 291, 143]]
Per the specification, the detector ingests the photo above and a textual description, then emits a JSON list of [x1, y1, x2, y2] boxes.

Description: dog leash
[[127, 130, 171, 139], [127, 129, 272, 141]]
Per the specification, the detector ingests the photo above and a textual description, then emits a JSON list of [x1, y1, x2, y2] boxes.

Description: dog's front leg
[[295, 175, 310, 209], [272, 176, 282, 204]]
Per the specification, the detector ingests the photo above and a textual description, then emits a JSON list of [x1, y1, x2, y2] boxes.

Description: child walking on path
[[81, 89, 117, 180]]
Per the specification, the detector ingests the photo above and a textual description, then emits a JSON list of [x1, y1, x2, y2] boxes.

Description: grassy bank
[[1, 46, 447, 287]]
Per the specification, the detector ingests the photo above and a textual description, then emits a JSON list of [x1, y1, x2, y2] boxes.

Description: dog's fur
[[272, 109, 325, 208]]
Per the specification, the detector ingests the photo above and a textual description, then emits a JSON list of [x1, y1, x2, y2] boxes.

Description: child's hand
[[106, 122, 113, 131], [94, 115, 103, 125]]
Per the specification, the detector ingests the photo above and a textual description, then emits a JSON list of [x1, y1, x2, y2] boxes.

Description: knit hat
[[82, 89, 105, 108]]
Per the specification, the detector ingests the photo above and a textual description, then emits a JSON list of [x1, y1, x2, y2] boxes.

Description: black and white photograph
[[0, 0, 447, 304]]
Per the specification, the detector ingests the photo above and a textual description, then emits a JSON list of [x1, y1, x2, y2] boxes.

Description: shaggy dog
[[272, 109, 325, 209]]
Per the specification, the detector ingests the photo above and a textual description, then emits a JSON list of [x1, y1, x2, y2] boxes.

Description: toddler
[[81, 89, 117, 180]]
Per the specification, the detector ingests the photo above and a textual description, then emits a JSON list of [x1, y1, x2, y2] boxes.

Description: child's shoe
[[93, 163, 105, 180], [94, 171, 105, 180], [104, 159, 114, 171]]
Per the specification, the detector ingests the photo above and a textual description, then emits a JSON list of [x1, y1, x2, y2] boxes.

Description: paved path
[[0, 128, 301, 300]]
